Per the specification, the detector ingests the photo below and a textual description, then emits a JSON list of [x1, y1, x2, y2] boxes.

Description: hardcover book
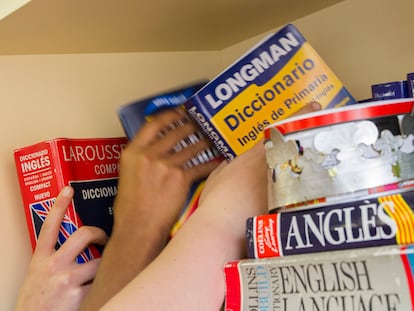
[[407, 72, 414, 98], [14, 137, 127, 263], [224, 244, 414, 311], [246, 189, 414, 259], [118, 82, 221, 236], [184, 23, 357, 161], [371, 80, 409, 100]]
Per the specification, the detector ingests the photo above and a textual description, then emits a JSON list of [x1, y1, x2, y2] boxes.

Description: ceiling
[[0, 0, 344, 55]]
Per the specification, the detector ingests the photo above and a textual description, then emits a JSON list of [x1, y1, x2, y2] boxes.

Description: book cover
[[118, 81, 208, 140], [246, 189, 414, 259], [184, 23, 357, 161], [224, 244, 414, 311], [14, 137, 127, 263], [117, 81, 221, 236]]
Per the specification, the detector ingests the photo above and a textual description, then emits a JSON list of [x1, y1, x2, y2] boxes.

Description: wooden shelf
[[0, 0, 343, 55]]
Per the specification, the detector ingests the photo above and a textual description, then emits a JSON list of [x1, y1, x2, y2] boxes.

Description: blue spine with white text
[[184, 23, 356, 161], [246, 190, 414, 259], [407, 72, 414, 98]]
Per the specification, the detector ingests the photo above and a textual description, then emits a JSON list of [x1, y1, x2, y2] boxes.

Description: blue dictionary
[[407, 72, 414, 98], [246, 190, 414, 258], [117, 81, 221, 236], [118, 81, 207, 140], [371, 80, 409, 100]]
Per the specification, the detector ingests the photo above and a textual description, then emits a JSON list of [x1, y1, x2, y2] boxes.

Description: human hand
[[79, 108, 222, 311], [297, 101, 322, 114], [92, 102, 322, 311], [14, 186, 107, 311], [113, 108, 221, 240]]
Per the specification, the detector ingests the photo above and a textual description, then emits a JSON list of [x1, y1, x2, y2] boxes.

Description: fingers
[[294, 101, 322, 116], [166, 134, 212, 163], [70, 257, 102, 285], [124, 107, 221, 177], [150, 121, 202, 156], [185, 158, 222, 182], [55, 226, 108, 264], [129, 108, 189, 150], [34, 186, 74, 257]]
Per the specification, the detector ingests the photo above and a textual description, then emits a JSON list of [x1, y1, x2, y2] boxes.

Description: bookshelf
[[1, 0, 414, 310]]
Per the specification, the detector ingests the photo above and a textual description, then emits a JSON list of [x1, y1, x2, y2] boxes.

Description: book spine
[[224, 244, 414, 311], [371, 80, 409, 100], [14, 137, 127, 263], [14, 140, 63, 251], [407, 73, 414, 98], [185, 98, 236, 161], [246, 190, 414, 258]]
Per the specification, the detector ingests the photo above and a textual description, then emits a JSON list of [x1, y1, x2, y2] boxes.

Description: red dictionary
[[14, 137, 127, 263]]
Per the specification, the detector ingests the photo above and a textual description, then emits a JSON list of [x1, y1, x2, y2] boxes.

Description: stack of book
[[359, 71, 414, 103], [178, 22, 413, 310], [223, 99, 414, 310]]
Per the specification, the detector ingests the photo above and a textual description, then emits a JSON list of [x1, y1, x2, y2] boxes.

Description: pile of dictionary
[[179, 21, 414, 310], [223, 98, 414, 311]]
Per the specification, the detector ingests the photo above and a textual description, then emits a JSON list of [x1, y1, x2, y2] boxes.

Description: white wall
[[0, 51, 221, 310]]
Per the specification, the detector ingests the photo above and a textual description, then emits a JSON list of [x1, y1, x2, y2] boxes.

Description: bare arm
[[100, 141, 268, 311], [80, 108, 220, 310], [98, 102, 321, 311]]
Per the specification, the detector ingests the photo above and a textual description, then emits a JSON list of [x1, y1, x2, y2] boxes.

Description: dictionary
[[224, 244, 414, 311], [14, 137, 127, 263], [407, 72, 414, 98], [117, 81, 222, 236], [184, 23, 357, 161], [246, 189, 414, 259], [371, 80, 409, 100]]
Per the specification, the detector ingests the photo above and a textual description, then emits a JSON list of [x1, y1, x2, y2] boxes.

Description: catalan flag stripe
[[381, 194, 414, 245]]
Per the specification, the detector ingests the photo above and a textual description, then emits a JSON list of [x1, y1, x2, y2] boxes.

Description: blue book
[[246, 190, 414, 258], [371, 80, 409, 100], [117, 81, 221, 236], [407, 72, 414, 98]]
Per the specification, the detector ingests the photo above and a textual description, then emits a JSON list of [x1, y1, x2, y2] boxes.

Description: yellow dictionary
[[184, 24, 357, 161]]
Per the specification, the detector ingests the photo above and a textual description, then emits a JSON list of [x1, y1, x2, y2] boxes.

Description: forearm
[[79, 202, 170, 311], [100, 214, 240, 311], [100, 188, 267, 311]]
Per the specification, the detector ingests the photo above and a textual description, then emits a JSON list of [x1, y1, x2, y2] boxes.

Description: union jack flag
[[30, 198, 95, 263]]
